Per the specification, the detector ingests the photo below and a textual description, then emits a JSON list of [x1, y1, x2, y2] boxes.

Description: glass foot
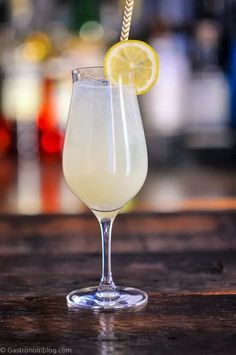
[[67, 286, 148, 311]]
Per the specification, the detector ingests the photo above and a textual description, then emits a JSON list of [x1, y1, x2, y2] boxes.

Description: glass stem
[[98, 217, 116, 290]]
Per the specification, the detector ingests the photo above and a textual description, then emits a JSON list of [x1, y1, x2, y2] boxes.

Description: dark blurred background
[[0, 0, 236, 214]]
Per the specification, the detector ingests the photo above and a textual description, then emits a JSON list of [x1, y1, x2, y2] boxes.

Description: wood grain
[[0, 212, 235, 354]]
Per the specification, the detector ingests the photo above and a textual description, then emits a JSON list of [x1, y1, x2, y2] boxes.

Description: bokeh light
[[23, 32, 51, 63], [79, 21, 104, 42]]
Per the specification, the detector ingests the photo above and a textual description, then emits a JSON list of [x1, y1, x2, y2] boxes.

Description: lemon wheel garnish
[[104, 40, 159, 95]]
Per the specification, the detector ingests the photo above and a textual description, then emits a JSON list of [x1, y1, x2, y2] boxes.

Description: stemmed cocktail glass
[[63, 67, 148, 310]]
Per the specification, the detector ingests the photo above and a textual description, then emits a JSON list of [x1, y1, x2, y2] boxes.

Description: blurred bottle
[[196, 0, 225, 20], [10, 0, 33, 36], [3, 61, 41, 160], [0, 0, 10, 24], [142, 0, 194, 28], [229, 38, 236, 130], [147, 30, 190, 136], [158, 0, 194, 26], [37, 77, 63, 155], [0, 113, 11, 158], [141, 21, 190, 163], [100, 0, 121, 43], [0, 1, 13, 158], [226, 0, 236, 129], [185, 19, 230, 150], [191, 20, 220, 71], [0, 67, 12, 158]]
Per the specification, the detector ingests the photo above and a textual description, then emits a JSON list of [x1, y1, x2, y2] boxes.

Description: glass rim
[[71, 66, 136, 88], [72, 66, 103, 74]]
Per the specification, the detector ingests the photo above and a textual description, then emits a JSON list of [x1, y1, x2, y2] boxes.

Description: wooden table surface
[[0, 212, 236, 355]]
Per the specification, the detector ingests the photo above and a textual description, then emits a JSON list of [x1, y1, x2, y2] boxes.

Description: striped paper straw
[[120, 0, 134, 41]]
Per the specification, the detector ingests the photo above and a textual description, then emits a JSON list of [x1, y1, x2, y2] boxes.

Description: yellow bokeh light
[[23, 32, 51, 62]]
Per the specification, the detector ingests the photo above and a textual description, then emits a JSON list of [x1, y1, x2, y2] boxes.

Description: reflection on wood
[[0, 212, 235, 354]]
